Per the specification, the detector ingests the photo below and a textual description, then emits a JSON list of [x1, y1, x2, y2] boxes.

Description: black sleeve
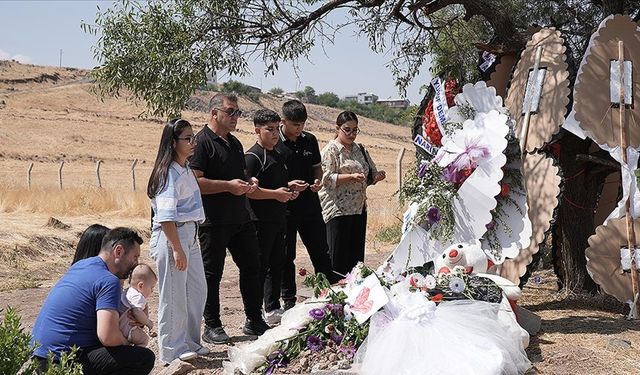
[[310, 134, 321, 166], [189, 134, 212, 173], [245, 150, 262, 178]]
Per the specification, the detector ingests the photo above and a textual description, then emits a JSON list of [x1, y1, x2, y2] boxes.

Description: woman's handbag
[[357, 143, 375, 185]]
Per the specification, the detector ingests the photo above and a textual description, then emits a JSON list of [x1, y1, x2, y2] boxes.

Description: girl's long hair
[[147, 119, 192, 199]]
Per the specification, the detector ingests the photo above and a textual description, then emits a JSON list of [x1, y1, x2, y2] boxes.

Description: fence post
[[131, 159, 138, 192], [27, 162, 34, 190], [58, 161, 65, 190], [96, 160, 103, 188], [396, 147, 405, 194]]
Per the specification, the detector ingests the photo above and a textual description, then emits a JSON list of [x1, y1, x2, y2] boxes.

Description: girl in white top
[[147, 118, 208, 364]]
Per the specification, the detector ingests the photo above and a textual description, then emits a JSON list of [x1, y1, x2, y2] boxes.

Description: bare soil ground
[[1, 61, 640, 374]]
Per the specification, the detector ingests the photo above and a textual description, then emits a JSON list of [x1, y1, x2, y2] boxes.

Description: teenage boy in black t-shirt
[[275, 100, 337, 310], [245, 109, 299, 324], [190, 93, 270, 345]]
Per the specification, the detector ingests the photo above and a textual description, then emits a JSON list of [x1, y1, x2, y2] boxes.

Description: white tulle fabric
[[222, 301, 326, 375], [353, 293, 531, 375]]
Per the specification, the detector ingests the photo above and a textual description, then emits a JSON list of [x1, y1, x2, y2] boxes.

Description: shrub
[[0, 307, 83, 375]]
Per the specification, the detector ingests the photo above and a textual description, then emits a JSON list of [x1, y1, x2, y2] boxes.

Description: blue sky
[[0, 1, 431, 104]]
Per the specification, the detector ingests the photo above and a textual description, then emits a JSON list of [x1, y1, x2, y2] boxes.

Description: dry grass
[[0, 185, 149, 217]]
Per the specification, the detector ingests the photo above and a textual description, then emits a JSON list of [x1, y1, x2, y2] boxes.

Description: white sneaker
[[178, 351, 198, 361], [264, 308, 284, 325], [196, 346, 210, 356]]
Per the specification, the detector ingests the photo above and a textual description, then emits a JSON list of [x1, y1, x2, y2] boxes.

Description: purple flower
[[309, 308, 325, 320], [441, 164, 467, 184], [326, 303, 344, 316], [339, 342, 357, 359], [485, 220, 496, 230], [306, 335, 324, 352], [330, 332, 344, 344], [427, 206, 441, 224], [417, 162, 429, 178], [532, 275, 543, 284], [265, 350, 289, 375]]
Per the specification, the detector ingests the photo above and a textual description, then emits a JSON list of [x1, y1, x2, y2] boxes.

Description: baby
[[119, 263, 157, 346]]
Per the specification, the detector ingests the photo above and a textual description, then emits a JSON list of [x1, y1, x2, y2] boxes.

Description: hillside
[[0, 60, 414, 291]]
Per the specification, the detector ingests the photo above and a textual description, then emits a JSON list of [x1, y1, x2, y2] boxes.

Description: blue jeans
[[150, 222, 207, 363]]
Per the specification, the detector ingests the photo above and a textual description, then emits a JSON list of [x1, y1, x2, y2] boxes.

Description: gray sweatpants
[[150, 222, 207, 363]]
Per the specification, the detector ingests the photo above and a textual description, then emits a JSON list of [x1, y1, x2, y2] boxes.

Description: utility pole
[[59, 49, 63, 67]]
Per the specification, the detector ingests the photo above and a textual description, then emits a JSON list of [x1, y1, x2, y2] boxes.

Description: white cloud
[[11, 54, 32, 64], [0, 49, 10, 60]]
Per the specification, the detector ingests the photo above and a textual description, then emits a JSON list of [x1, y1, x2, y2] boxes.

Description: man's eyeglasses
[[216, 107, 243, 117], [340, 127, 360, 135], [176, 135, 197, 145]]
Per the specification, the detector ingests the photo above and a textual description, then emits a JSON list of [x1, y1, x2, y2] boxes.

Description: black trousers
[[326, 212, 367, 275], [199, 222, 262, 328], [35, 345, 155, 375], [257, 221, 286, 312], [281, 210, 336, 305]]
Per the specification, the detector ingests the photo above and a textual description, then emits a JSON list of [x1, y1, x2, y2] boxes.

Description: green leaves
[[0, 307, 83, 375]]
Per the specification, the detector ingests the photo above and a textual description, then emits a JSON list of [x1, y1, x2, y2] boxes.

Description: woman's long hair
[[72, 224, 110, 265], [147, 119, 192, 199]]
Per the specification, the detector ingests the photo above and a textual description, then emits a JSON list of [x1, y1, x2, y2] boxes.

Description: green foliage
[[398, 104, 419, 127], [303, 86, 318, 104], [88, 0, 623, 118], [269, 87, 284, 95], [375, 223, 402, 244], [317, 91, 340, 107], [0, 307, 83, 375], [0, 307, 36, 374], [335, 100, 405, 125], [221, 80, 260, 101]]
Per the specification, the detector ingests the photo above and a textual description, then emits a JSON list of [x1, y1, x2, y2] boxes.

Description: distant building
[[343, 92, 378, 105], [377, 98, 411, 110], [245, 84, 262, 94]]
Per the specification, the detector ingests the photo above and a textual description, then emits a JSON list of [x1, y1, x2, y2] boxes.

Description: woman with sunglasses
[[318, 111, 386, 275], [147, 118, 209, 364]]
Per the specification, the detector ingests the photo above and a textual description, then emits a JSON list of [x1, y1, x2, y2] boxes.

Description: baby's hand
[[146, 320, 154, 330]]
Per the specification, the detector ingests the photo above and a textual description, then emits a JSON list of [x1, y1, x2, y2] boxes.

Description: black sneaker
[[283, 300, 296, 311], [202, 326, 230, 344], [242, 319, 271, 336]]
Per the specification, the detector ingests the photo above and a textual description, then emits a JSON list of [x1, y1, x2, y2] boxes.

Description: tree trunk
[[558, 133, 599, 292]]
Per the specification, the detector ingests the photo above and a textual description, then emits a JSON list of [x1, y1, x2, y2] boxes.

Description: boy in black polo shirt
[[190, 93, 270, 344], [245, 109, 298, 324], [274, 100, 337, 310]]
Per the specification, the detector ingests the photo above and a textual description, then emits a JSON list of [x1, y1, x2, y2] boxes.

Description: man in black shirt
[[245, 109, 298, 324], [275, 100, 337, 310], [190, 93, 270, 344]]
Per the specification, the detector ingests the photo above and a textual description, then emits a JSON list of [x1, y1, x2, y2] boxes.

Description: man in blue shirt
[[32, 227, 155, 375]]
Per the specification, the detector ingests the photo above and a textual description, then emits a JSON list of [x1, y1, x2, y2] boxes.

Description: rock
[[328, 353, 338, 362], [45, 217, 70, 230], [608, 338, 632, 350], [157, 360, 195, 375]]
